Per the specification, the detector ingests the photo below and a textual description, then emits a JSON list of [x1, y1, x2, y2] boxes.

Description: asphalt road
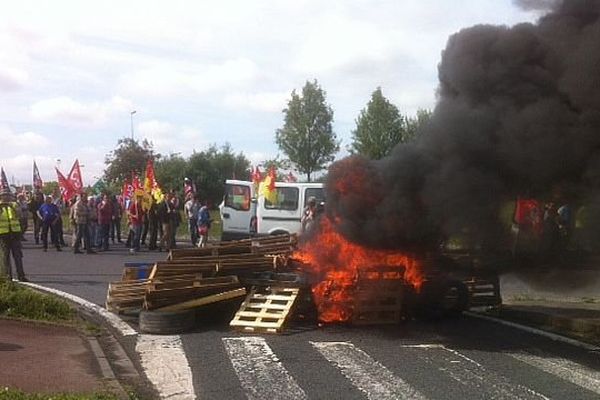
[[20, 235, 600, 400]]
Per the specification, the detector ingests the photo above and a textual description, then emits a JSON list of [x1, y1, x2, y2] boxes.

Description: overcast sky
[[0, 0, 539, 186]]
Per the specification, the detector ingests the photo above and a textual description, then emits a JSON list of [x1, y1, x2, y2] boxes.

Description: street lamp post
[[130, 110, 137, 140]]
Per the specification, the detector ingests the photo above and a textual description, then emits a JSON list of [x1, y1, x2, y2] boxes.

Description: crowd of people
[[0, 187, 213, 280]]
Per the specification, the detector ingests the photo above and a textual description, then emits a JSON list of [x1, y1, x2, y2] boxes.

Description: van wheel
[[139, 309, 196, 334]]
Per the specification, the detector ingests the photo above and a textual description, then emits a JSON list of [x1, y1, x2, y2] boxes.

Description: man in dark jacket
[[28, 189, 44, 244]]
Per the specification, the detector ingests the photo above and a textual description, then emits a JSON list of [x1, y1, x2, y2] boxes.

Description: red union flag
[[33, 161, 43, 190], [67, 159, 83, 193], [56, 168, 76, 202], [514, 198, 542, 233]]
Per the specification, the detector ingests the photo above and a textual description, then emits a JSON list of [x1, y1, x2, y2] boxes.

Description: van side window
[[265, 187, 299, 211], [224, 184, 251, 211], [305, 188, 325, 206]]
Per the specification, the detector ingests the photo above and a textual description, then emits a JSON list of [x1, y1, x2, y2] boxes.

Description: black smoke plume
[[326, 0, 600, 252]]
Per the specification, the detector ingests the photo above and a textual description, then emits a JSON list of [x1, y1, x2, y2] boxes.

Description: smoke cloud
[[326, 0, 600, 251]]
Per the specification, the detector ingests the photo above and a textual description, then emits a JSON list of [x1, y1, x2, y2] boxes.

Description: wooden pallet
[[352, 267, 405, 325], [106, 279, 150, 313], [230, 286, 299, 334], [464, 276, 501, 307]]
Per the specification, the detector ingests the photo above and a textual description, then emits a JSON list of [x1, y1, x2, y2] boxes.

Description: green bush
[[0, 281, 73, 322]]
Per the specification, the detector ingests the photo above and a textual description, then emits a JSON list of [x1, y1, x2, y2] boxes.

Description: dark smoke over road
[[326, 0, 600, 251]]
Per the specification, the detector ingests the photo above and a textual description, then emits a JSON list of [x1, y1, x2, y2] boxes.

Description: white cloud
[[223, 91, 289, 113], [121, 58, 259, 98], [30, 96, 133, 126], [138, 120, 207, 157], [0, 66, 28, 91], [0, 126, 51, 150]]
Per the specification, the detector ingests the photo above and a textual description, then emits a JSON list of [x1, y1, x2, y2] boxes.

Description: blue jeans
[[131, 224, 142, 251]]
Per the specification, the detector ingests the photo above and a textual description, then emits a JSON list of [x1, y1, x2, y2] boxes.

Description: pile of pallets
[[105, 234, 298, 316]]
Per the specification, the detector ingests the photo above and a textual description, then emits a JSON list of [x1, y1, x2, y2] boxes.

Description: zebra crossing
[[218, 336, 600, 400]]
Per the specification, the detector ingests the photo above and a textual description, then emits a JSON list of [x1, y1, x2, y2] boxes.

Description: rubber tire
[[139, 309, 196, 334]]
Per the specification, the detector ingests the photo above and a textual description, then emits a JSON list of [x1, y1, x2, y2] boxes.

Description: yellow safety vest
[[0, 203, 21, 235]]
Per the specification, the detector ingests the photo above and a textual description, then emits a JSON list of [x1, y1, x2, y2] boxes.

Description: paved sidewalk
[[0, 319, 110, 394], [475, 266, 600, 346]]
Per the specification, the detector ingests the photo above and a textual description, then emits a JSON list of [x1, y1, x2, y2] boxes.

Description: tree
[[186, 144, 251, 207], [103, 138, 157, 184], [155, 153, 187, 192], [405, 108, 432, 142], [276, 80, 339, 182], [350, 87, 407, 159]]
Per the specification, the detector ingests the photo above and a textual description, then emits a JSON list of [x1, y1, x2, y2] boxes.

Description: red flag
[[0, 167, 9, 192], [267, 166, 276, 191], [67, 159, 84, 193], [132, 173, 141, 191], [33, 161, 43, 190], [56, 168, 76, 202], [251, 166, 262, 184], [514, 198, 542, 232]]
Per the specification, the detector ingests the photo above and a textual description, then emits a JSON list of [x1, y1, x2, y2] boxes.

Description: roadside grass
[[174, 209, 223, 242], [0, 388, 128, 399], [0, 280, 73, 322]]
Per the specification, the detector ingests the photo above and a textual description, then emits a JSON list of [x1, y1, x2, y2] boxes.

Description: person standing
[[146, 197, 159, 250], [301, 196, 317, 233], [28, 189, 44, 244], [0, 189, 27, 281], [73, 195, 95, 254], [97, 193, 113, 251], [110, 195, 123, 244], [37, 195, 62, 252], [158, 192, 174, 251], [196, 200, 211, 248], [53, 193, 67, 247], [16, 193, 29, 241], [184, 194, 200, 246], [128, 195, 144, 254], [88, 197, 98, 249]]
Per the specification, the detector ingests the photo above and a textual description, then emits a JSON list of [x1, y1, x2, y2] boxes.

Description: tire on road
[[139, 309, 196, 334], [414, 279, 469, 319]]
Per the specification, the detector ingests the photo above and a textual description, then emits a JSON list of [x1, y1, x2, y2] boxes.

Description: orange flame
[[294, 218, 424, 323]]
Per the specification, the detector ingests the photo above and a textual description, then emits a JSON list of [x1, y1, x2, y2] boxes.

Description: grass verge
[[0, 280, 73, 322], [0, 388, 132, 399]]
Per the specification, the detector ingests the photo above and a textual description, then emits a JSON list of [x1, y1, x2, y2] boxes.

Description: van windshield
[[265, 187, 299, 210], [224, 184, 251, 211]]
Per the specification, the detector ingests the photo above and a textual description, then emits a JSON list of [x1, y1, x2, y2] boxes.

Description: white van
[[219, 180, 325, 240]]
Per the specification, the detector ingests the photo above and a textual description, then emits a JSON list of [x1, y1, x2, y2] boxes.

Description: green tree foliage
[[350, 87, 406, 159], [276, 80, 339, 182], [405, 108, 432, 142], [184, 144, 250, 206], [155, 153, 187, 192], [103, 138, 157, 184]]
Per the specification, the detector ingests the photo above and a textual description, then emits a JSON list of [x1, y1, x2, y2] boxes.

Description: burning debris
[[326, 0, 600, 253]]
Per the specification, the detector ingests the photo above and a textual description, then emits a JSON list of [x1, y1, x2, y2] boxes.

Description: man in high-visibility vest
[[0, 188, 27, 281]]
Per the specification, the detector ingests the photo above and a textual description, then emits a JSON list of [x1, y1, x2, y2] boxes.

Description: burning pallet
[[352, 268, 406, 325]]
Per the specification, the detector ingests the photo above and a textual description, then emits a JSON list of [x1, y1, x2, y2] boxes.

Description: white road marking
[[19, 281, 137, 336], [510, 350, 600, 395], [311, 341, 427, 400], [223, 336, 307, 400], [136, 335, 196, 400], [404, 344, 550, 400], [466, 311, 600, 351]]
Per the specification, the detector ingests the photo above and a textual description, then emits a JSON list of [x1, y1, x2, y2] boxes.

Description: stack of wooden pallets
[[105, 234, 297, 314]]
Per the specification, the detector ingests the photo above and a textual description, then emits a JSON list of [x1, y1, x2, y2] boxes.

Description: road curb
[[482, 306, 600, 346]]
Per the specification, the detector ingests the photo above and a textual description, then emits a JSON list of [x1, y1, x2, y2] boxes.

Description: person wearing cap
[[0, 189, 27, 281], [37, 194, 62, 252]]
